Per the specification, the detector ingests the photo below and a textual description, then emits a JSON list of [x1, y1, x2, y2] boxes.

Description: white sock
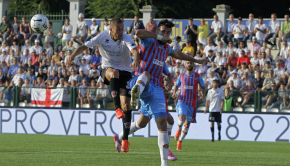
[[136, 74, 148, 94], [167, 124, 173, 150], [179, 125, 189, 142], [177, 120, 184, 131], [158, 131, 169, 166], [118, 121, 141, 140]]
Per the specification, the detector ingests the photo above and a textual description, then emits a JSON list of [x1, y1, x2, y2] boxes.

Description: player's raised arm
[[130, 48, 140, 70], [135, 29, 172, 44], [171, 51, 206, 64], [71, 45, 88, 57]]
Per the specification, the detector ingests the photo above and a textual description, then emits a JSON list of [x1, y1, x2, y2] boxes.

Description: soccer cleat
[[168, 150, 178, 161], [131, 85, 140, 107], [113, 134, 121, 153], [211, 136, 214, 142], [115, 108, 125, 119], [174, 130, 181, 141], [176, 140, 182, 150], [218, 133, 221, 141], [121, 140, 130, 153]]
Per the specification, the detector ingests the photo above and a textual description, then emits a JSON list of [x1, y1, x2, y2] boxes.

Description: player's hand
[[200, 94, 205, 99], [195, 58, 207, 64], [161, 36, 172, 44], [133, 59, 140, 71], [204, 109, 207, 114], [172, 93, 177, 99], [220, 109, 223, 114]]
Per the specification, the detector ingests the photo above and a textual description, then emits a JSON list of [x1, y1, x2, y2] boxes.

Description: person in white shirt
[[165, 58, 174, 74], [214, 50, 226, 66], [205, 78, 224, 142], [273, 61, 285, 79], [278, 15, 290, 51], [68, 69, 79, 82], [31, 39, 42, 55], [173, 59, 185, 75], [244, 13, 258, 43], [249, 51, 260, 72], [236, 41, 249, 57], [203, 38, 217, 57], [20, 49, 31, 67], [216, 41, 226, 56], [205, 71, 218, 89], [209, 15, 224, 47], [226, 71, 241, 89], [264, 13, 280, 50], [12, 68, 25, 86], [254, 16, 267, 46], [226, 41, 237, 58], [103, 18, 110, 31], [233, 17, 246, 48], [20, 40, 31, 56], [172, 36, 181, 52], [20, 78, 32, 100], [87, 18, 99, 41], [79, 58, 91, 75], [222, 14, 236, 46], [62, 18, 73, 47], [279, 41, 289, 60], [82, 49, 92, 64], [73, 13, 88, 45]]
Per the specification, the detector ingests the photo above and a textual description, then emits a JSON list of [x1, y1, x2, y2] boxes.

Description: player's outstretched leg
[[175, 116, 185, 141], [131, 71, 150, 107], [177, 121, 190, 150], [167, 113, 177, 161], [211, 122, 214, 142], [156, 116, 169, 166], [120, 95, 133, 152]]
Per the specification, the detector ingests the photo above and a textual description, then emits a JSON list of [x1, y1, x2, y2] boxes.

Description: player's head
[[157, 19, 175, 44], [185, 61, 194, 71], [224, 87, 230, 96], [212, 79, 219, 89], [110, 18, 124, 40]]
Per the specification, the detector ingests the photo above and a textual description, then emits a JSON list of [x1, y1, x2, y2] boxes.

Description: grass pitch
[[0, 134, 289, 165]]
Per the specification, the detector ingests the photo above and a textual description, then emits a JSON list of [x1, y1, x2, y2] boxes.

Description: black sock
[[210, 127, 214, 136], [122, 110, 132, 140], [218, 126, 221, 134], [110, 78, 121, 109]]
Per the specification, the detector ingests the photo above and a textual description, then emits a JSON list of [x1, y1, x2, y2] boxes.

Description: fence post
[[69, 87, 73, 108], [72, 87, 76, 107], [257, 91, 261, 112]]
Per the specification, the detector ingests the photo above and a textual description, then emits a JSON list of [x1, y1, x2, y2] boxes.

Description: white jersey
[[85, 30, 136, 72], [206, 88, 224, 112]]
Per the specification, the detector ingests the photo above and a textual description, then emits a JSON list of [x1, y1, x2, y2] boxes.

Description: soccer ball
[[30, 14, 49, 33]]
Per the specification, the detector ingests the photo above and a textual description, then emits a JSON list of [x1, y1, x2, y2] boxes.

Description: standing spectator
[[248, 37, 261, 58], [222, 14, 236, 46], [145, 17, 157, 33], [197, 19, 211, 47], [12, 68, 25, 86], [62, 18, 73, 47], [182, 41, 194, 56], [203, 38, 216, 57], [128, 15, 144, 38], [73, 13, 88, 45], [103, 18, 110, 31], [87, 18, 99, 41], [43, 22, 55, 48], [226, 41, 237, 58], [233, 17, 246, 48], [278, 15, 290, 51], [184, 17, 198, 54], [244, 13, 258, 43], [19, 17, 31, 41], [254, 16, 267, 46], [8, 16, 20, 43], [31, 39, 43, 55], [209, 15, 224, 47], [172, 36, 181, 52], [264, 13, 280, 49], [91, 48, 102, 66], [0, 16, 11, 42], [236, 50, 250, 69]]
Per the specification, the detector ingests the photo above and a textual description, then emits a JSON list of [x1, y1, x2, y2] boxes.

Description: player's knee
[[167, 114, 174, 125], [110, 69, 119, 78], [163, 144, 169, 149], [121, 102, 131, 111]]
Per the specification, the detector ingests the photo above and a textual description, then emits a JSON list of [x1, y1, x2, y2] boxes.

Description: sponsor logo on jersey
[[195, 77, 198, 80], [158, 103, 166, 109], [184, 85, 193, 89], [153, 59, 164, 67]]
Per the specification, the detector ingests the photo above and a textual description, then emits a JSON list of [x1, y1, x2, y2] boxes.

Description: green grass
[[0, 134, 289, 165]]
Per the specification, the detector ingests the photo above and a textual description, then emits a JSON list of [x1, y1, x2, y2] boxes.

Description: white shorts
[[75, 33, 86, 38], [198, 38, 207, 47]]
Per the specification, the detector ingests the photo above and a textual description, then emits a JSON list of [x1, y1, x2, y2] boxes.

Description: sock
[[211, 127, 214, 137], [136, 74, 148, 94], [158, 131, 169, 166], [122, 110, 132, 140], [218, 126, 221, 134], [119, 121, 141, 140], [179, 125, 189, 142], [167, 124, 173, 150], [110, 78, 121, 109], [177, 120, 184, 131]]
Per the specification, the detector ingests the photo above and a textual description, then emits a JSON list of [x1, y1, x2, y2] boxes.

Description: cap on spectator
[[252, 36, 257, 40], [61, 60, 64, 63], [265, 61, 271, 64], [253, 51, 257, 54], [34, 39, 40, 43], [176, 59, 182, 63], [238, 17, 242, 20], [175, 68, 181, 73], [218, 50, 222, 54], [213, 78, 219, 83], [92, 18, 97, 22], [25, 39, 30, 43], [218, 62, 224, 66], [79, 13, 84, 18], [58, 33, 62, 37], [30, 49, 36, 53], [93, 70, 97, 73], [79, 68, 84, 72], [44, 40, 49, 43], [231, 71, 238, 74], [1, 48, 6, 52], [242, 62, 246, 65], [196, 50, 201, 54], [92, 62, 97, 66], [258, 16, 263, 19], [82, 57, 86, 60], [184, 51, 190, 54], [208, 49, 213, 52]]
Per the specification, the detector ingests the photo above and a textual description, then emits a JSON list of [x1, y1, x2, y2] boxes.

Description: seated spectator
[[57, 78, 65, 88], [82, 49, 92, 64], [226, 64, 236, 79], [238, 62, 252, 78], [73, 13, 88, 45], [203, 38, 216, 57], [20, 78, 32, 102], [29, 49, 40, 71], [236, 41, 249, 57], [12, 68, 25, 86], [25, 69, 36, 86], [88, 79, 97, 107], [214, 50, 226, 67], [173, 69, 180, 83], [233, 17, 246, 48], [50, 79, 58, 88], [240, 72, 252, 89], [68, 69, 78, 83], [226, 41, 237, 58], [253, 71, 264, 90], [209, 15, 224, 46], [172, 36, 181, 52], [103, 18, 110, 31], [194, 50, 205, 66], [43, 41, 53, 58], [275, 83, 290, 109], [262, 70, 280, 91], [20, 49, 31, 68], [96, 80, 111, 108], [59, 51, 66, 63], [31, 40, 43, 55], [36, 67, 47, 81], [262, 83, 278, 108], [64, 50, 74, 65], [20, 40, 31, 56], [226, 71, 240, 89], [249, 51, 260, 72], [0, 49, 8, 63], [7, 50, 19, 66], [248, 37, 261, 58], [87, 18, 99, 41], [1, 41, 9, 51], [77, 68, 89, 85], [35, 77, 45, 87], [259, 52, 271, 70], [52, 49, 61, 65], [62, 41, 76, 53], [261, 61, 273, 79], [280, 73, 288, 88], [77, 79, 89, 105], [182, 41, 194, 56], [165, 58, 174, 75], [254, 16, 266, 46], [259, 41, 272, 60], [91, 48, 102, 67], [56, 33, 63, 51], [207, 62, 218, 78], [18, 17, 31, 41], [47, 69, 59, 82], [216, 41, 226, 56], [206, 49, 216, 67], [79, 58, 90, 75], [47, 60, 58, 76], [215, 62, 227, 84], [0, 68, 7, 83], [195, 60, 207, 79], [223, 88, 235, 111], [8, 16, 20, 43], [227, 51, 238, 68], [274, 61, 285, 79], [90, 69, 99, 82], [264, 13, 279, 50], [25, 59, 35, 75], [10, 39, 20, 56], [205, 71, 218, 89], [43, 22, 54, 48], [7, 57, 20, 78], [0, 16, 11, 41], [237, 81, 255, 107], [173, 60, 185, 75], [279, 42, 289, 60], [62, 18, 73, 47], [236, 50, 250, 69], [4, 80, 13, 105]]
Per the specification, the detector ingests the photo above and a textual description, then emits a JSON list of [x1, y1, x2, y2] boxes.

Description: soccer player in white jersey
[[205, 79, 224, 142], [71, 18, 140, 153], [172, 61, 206, 150]]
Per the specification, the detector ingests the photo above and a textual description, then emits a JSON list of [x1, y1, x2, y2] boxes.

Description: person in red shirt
[[228, 51, 238, 68], [29, 49, 40, 71], [237, 50, 250, 69]]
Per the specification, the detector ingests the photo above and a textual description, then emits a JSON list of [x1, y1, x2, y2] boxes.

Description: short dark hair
[[189, 17, 193, 20], [158, 19, 175, 29], [104, 18, 108, 21], [49, 22, 52, 25], [176, 36, 181, 40], [65, 18, 70, 21], [110, 18, 123, 27]]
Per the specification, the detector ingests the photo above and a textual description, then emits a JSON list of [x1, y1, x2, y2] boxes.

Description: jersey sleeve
[[198, 74, 205, 87], [85, 34, 101, 48], [206, 90, 211, 100], [175, 74, 181, 87], [163, 63, 170, 75], [141, 38, 155, 48], [123, 33, 137, 51]]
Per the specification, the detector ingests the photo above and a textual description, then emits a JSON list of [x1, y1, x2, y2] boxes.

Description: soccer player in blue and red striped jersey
[[172, 61, 206, 150]]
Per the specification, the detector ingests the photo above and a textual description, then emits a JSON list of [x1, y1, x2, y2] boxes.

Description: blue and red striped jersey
[[135, 38, 175, 88], [175, 72, 205, 107]]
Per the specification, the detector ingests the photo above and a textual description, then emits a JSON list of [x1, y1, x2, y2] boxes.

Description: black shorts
[[100, 67, 132, 97], [209, 112, 222, 123]]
